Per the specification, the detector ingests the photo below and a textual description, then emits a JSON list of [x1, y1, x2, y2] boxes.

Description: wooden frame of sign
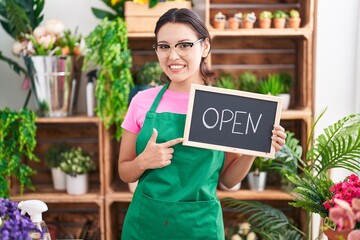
[[183, 84, 283, 158]]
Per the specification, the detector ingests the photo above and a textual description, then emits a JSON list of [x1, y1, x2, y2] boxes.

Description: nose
[[168, 46, 180, 60]]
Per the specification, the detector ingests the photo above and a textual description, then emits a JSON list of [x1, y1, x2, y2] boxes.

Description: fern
[[222, 198, 305, 239]]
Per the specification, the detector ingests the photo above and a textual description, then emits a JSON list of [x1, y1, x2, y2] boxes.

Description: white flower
[[45, 19, 65, 35], [238, 222, 251, 235], [246, 232, 257, 240], [33, 26, 47, 39], [12, 41, 24, 56], [231, 234, 242, 240]]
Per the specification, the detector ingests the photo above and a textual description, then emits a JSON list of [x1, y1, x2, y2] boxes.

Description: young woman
[[118, 8, 286, 240]]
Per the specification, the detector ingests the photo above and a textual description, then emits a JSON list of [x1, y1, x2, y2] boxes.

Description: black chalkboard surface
[[183, 84, 283, 158]]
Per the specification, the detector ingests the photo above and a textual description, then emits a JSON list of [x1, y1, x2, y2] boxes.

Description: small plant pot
[[213, 20, 226, 30], [66, 173, 88, 195], [279, 93, 291, 110], [242, 20, 254, 29], [273, 18, 286, 29], [51, 167, 66, 190], [128, 181, 138, 193], [218, 181, 241, 191], [259, 19, 272, 29], [228, 18, 240, 30], [289, 18, 301, 29], [247, 171, 267, 191]]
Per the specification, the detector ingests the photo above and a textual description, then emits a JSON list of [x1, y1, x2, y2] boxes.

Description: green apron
[[121, 83, 225, 240]]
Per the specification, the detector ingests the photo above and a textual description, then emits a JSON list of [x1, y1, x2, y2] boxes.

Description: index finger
[[160, 138, 184, 148]]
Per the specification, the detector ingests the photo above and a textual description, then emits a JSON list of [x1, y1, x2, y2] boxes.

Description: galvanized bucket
[[24, 56, 83, 117]]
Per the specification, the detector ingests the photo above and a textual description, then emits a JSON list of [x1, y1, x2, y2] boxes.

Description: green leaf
[[91, 7, 116, 20]]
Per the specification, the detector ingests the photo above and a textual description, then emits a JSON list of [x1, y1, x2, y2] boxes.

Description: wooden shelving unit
[[10, 0, 316, 239]]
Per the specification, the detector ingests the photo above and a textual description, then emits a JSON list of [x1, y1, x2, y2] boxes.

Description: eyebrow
[[157, 39, 194, 44]]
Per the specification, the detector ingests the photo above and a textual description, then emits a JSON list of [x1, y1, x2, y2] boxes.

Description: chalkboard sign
[[183, 84, 283, 158]]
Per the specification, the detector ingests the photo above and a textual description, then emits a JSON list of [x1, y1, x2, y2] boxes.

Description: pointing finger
[[161, 138, 184, 148]]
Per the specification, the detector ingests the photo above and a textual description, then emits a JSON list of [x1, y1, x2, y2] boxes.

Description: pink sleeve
[[121, 95, 141, 134]]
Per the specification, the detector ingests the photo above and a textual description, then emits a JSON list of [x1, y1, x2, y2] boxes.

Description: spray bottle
[[86, 69, 97, 117], [18, 200, 51, 240]]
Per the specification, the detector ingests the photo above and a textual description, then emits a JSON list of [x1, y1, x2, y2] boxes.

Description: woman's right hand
[[139, 128, 183, 170]]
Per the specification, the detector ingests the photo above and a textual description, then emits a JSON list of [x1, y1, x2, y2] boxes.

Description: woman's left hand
[[271, 125, 287, 152]]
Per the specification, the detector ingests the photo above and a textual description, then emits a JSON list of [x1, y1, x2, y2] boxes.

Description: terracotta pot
[[213, 20, 226, 30], [259, 18, 271, 29], [289, 18, 301, 29], [323, 228, 351, 240], [273, 18, 286, 29], [228, 18, 240, 30], [242, 20, 254, 29]]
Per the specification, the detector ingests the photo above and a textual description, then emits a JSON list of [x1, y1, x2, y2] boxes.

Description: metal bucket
[[24, 56, 83, 117]]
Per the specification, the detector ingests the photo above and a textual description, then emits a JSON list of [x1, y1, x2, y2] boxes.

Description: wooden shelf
[[10, 192, 104, 204], [35, 115, 100, 124], [281, 108, 312, 120], [209, 28, 312, 39]]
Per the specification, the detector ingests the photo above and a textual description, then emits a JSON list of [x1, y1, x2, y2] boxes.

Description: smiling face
[[156, 22, 210, 90]]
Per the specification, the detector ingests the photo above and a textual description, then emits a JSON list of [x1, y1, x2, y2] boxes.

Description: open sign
[[183, 84, 283, 158]]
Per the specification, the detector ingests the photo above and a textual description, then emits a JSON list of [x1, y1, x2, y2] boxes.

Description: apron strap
[[149, 83, 169, 113]]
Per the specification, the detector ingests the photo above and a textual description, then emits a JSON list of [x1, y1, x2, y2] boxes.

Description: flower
[[12, 19, 86, 57], [59, 147, 95, 175], [0, 198, 40, 240]]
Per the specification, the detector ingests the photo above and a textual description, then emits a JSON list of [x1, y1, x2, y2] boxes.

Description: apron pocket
[[139, 193, 221, 239]]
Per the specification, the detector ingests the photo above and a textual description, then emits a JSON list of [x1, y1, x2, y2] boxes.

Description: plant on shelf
[[285, 110, 360, 239], [0, 108, 38, 198], [222, 199, 305, 239], [273, 10, 288, 29], [85, 17, 133, 140], [228, 12, 242, 30], [288, 9, 301, 29], [136, 61, 163, 87], [242, 12, 256, 29], [238, 72, 258, 93], [259, 10, 273, 29], [215, 72, 236, 89], [213, 12, 226, 30], [247, 157, 272, 191], [258, 73, 285, 96]]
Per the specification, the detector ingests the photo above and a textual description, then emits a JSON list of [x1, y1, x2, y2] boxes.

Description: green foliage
[[289, 9, 300, 18], [287, 111, 360, 217], [238, 72, 258, 92], [222, 198, 305, 240], [258, 73, 285, 96], [270, 131, 302, 189], [215, 72, 236, 89], [59, 147, 95, 175], [0, 0, 44, 39], [251, 157, 273, 172], [85, 17, 133, 140], [44, 145, 70, 168], [0, 108, 38, 198], [91, 0, 125, 20], [273, 10, 288, 19], [259, 11, 273, 20], [136, 61, 162, 86], [279, 72, 293, 93]]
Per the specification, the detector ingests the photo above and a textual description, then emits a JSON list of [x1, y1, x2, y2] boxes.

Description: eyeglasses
[[153, 38, 204, 58]]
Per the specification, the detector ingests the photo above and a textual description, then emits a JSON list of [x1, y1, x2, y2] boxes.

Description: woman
[[118, 8, 286, 240]]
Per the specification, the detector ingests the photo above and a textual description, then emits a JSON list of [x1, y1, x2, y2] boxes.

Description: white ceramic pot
[[279, 93, 291, 110], [218, 181, 241, 191], [51, 167, 66, 190], [66, 173, 88, 195], [247, 171, 267, 192]]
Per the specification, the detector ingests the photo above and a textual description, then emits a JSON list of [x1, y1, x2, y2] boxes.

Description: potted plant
[[257, 73, 285, 96], [285, 111, 360, 239], [44, 145, 70, 190], [228, 12, 242, 30], [259, 11, 273, 29], [0, 108, 38, 198], [288, 9, 301, 29], [85, 17, 133, 140], [213, 12, 226, 30], [59, 147, 95, 195], [214, 72, 236, 89], [238, 72, 258, 93], [247, 157, 272, 191], [272, 10, 288, 29], [242, 12, 257, 29]]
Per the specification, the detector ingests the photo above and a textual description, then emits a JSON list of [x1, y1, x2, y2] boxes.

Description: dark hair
[[154, 8, 215, 85]]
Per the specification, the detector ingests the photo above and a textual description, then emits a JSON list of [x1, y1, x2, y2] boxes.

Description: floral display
[[0, 198, 40, 240], [12, 19, 86, 57], [59, 147, 95, 175], [323, 174, 360, 239]]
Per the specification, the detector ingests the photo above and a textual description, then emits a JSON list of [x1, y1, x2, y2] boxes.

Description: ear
[[202, 38, 211, 58]]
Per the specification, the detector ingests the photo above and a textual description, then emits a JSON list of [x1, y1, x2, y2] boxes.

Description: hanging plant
[[85, 17, 133, 140], [0, 108, 38, 198]]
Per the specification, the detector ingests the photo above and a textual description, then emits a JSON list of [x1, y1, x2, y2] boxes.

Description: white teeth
[[169, 65, 184, 69]]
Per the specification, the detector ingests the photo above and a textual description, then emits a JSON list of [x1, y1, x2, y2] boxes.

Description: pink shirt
[[121, 86, 190, 134]]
